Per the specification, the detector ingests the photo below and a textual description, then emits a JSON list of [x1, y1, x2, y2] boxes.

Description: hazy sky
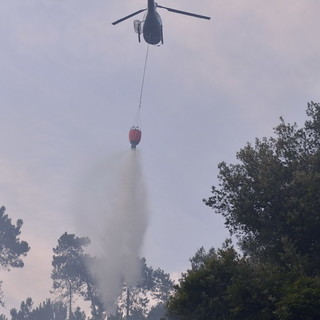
[[1, 0, 320, 314]]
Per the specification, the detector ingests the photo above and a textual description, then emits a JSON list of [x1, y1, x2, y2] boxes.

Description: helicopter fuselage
[[112, 0, 211, 45], [143, 0, 163, 45]]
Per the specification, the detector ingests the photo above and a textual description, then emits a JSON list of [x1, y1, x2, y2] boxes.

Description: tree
[[0, 206, 30, 271], [169, 102, 320, 320], [168, 241, 276, 320], [275, 277, 320, 320], [80, 255, 106, 320], [72, 307, 87, 320], [51, 233, 91, 319], [31, 299, 67, 320], [146, 303, 166, 320], [113, 258, 174, 320], [51, 233, 105, 320], [204, 102, 320, 272], [10, 298, 33, 320], [10, 298, 70, 320], [0, 206, 30, 306]]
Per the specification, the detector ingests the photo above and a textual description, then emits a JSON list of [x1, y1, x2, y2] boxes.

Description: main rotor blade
[[157, 5, 211, 20], [112, 9, 147, 25]]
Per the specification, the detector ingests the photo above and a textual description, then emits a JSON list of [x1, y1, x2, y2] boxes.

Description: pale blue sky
[[1, 0, 320, 314]]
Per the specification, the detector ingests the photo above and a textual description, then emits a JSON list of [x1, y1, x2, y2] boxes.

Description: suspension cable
[[138, 44, 150, 109]]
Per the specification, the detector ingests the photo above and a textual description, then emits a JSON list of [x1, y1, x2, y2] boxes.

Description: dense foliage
[[51, 233, 104, 320], [0, 235, 173, 320], [0, 206, 30, 271], [0, 206, 30, 307], [168, 243, 281, 320], [204, 102, 320, 269], [9, 298, 88, 320], [168, 102, 320, 319]]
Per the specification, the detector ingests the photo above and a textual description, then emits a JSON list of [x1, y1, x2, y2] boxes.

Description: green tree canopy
[[51, 232, 105, 320], [51, 232, 90, 318], [169, 102, 320, 320], [168, 241, 279, 320], [275, 277, 320, 320], [0, 206, 30, 307], [204, 102, 320, 272], [0, 206, 30, 271]]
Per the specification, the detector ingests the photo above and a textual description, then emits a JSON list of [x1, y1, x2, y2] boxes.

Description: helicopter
[[112, 0, 211, 45]]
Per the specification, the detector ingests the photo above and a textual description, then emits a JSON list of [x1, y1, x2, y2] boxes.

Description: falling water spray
[[74, 150, 149, 312]]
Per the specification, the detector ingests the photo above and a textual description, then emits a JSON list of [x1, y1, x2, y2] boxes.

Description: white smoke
[[74, 150, 149, 311]]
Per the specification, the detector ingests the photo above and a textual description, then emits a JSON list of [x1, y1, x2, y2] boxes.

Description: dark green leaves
[[0, 206, 30, 271], [204, 102, 320, 267]]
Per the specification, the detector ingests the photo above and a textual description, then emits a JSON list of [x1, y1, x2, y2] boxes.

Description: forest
[[1, 101, 320, 320]]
